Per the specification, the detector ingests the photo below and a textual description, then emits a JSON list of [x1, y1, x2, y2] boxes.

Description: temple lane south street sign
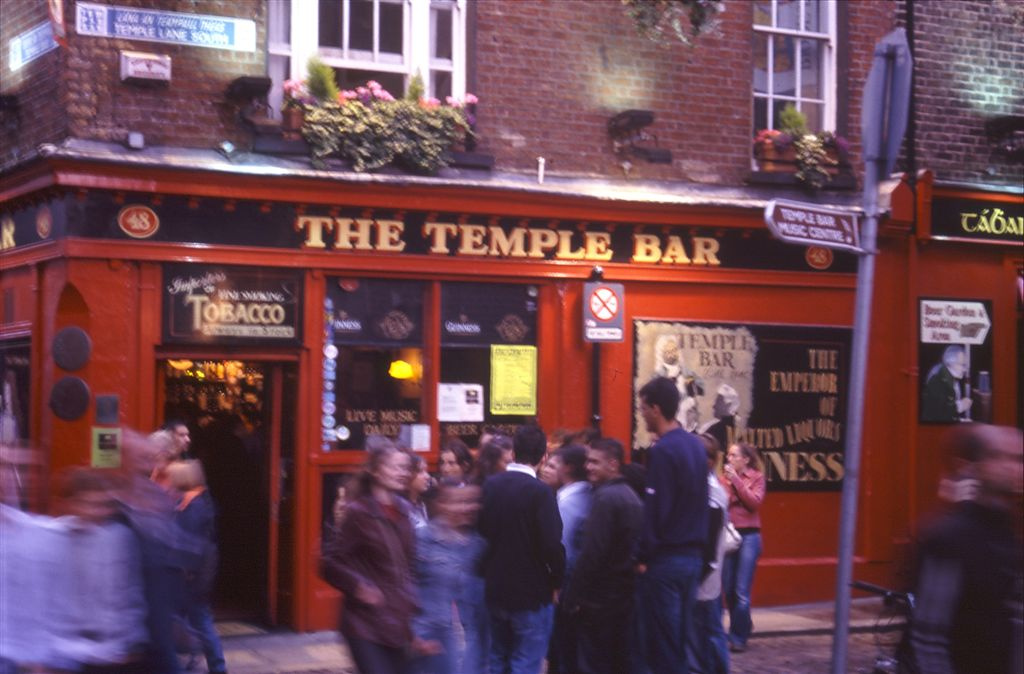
[[764, 199, 862, 254]]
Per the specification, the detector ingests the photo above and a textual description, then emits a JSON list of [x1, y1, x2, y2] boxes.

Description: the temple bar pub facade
[[2, 0, 1020, 631]]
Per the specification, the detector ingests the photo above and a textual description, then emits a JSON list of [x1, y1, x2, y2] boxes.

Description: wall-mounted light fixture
[[608, 109, 672, 164], [984, 115, 1024, 163], [226, 76, 275, 135]]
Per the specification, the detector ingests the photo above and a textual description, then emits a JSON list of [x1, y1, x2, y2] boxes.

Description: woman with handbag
[[720, 441, 766, 653], [320, 438, 420, 674]]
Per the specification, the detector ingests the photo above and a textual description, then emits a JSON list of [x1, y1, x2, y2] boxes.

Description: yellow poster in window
[[490, 345, 537, 415]]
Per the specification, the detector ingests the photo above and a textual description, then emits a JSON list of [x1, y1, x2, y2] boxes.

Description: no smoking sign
[[583, 282, 625, 342]]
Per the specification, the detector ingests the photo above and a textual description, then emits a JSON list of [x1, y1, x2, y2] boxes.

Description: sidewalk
[[214, 597, 904, 674]]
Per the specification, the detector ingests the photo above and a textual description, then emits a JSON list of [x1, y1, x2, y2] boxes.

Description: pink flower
[[445, 96, 458, 107], [419, 97, 441, 109], [464, 93, 478, 104], [283, 79, 306, 96], [367, 80, 382, 90], [373, 89, 395, 101], [341, 90, 359, 100]]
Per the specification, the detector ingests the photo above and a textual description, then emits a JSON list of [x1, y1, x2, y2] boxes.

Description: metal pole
[[832, 29, 910, 672], [830, 167, 878, 674], [592, 342, 602, 433]]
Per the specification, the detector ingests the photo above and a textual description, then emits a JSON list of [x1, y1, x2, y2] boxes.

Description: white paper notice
[[438, 383, 485, 422], [400, 424, 432, 452]]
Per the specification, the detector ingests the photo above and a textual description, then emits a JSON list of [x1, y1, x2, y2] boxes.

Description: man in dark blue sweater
[[636, 376, 709, 673], [479, 424, 565, 674]]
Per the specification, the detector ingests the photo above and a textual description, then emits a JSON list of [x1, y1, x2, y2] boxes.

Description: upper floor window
[[268, 0, 467, 117], [753, 0, 836, 133]]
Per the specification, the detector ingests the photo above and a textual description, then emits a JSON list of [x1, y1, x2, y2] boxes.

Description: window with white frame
[[752, 0, 836, 134], [267, 0, 467, 117]]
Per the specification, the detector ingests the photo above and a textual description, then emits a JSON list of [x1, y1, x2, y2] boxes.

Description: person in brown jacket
[[321, 437, 420, 674]]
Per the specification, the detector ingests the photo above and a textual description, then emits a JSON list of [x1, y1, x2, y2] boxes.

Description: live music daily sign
[[764, 199, 863, 254]]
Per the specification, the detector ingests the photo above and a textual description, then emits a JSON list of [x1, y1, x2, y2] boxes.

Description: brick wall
[[896, 0, 1024, 187], [2, 0, 900, 187], [1, 0, 67, 167], [474, 0, 894, 184], [63, 0, 267, 150]]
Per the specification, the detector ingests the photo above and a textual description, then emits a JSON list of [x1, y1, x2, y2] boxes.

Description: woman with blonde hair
[[719, 441, 766, 653], [167, 459, 226, 674]]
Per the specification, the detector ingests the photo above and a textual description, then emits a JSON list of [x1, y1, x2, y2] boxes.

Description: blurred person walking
[[478, 424, 565, 674], [720, 441, 766, 653], [407, 481, 485, 674], [320, 437, 417, 674], [910, 424, 1023, 674], [547, 444, 592, 673], [58, 469, 149, 673], [561, 438, 643, 674], [0, 468, 149, 672], [167, 460, 227, 674], [635, 376, 708, 673], [118, 429, 204, 674]]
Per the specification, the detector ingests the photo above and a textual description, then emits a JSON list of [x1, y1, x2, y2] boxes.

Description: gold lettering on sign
[[458, 224, 489, 255], [296, 216, 334, 249], [489, 226, 526, 257], [424, 222, 458, 253], [960, 208, 1023, 237], [527, 228, 559, 258], [296, 215, 726, 265], [584, 231, 613, 261], [631, 234, 722, 266]]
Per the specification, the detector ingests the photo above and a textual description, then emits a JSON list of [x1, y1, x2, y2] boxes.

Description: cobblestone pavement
[[731, 631, 901, 673], [222, 631, 900, 674]]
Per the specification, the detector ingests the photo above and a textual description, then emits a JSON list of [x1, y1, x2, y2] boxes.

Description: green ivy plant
[[301, 80, 474, 174]]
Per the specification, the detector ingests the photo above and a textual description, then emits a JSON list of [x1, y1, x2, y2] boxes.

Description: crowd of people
[[0, 422, 226, 674], [4, 372, 1017, 674], [322, 375, 767, 674]]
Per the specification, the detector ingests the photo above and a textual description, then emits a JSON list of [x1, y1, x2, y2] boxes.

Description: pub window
[[439, 282, 538, 448], [268, 0, 468, 116], [323, 278, 426, 451], [753, 0, 837, 135], [1, 338, 32, 509]]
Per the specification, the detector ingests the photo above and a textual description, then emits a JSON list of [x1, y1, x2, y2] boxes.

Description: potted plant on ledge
[[753, 105, 850, 190], [281, 78, 312, 140], [297, 64, 477, 175]]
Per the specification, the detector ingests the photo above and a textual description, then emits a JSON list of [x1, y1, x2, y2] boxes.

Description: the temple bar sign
[[765, 199, 862, 253]]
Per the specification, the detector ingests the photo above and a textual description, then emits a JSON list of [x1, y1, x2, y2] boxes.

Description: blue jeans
[[692, 596, 729, 674], [640, 553, 702, 673], [487, 604, 554, 674], [183, 601, 226, 673], [457, 577, 490, 674], [405, 622, 455, 674], [721, 531, 762, 647]]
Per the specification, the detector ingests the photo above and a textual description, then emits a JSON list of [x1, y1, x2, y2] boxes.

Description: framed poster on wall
[[633, 320, 852, 492], [918, 298, 993, 424]]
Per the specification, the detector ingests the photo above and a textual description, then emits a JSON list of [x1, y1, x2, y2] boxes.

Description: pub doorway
[[159, 357, 296, 625]]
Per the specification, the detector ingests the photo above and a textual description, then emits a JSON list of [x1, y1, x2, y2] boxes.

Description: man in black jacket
[[562, 437, 643, 674], [479, 423, 565, 674], [636, 376, 708, 673]]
